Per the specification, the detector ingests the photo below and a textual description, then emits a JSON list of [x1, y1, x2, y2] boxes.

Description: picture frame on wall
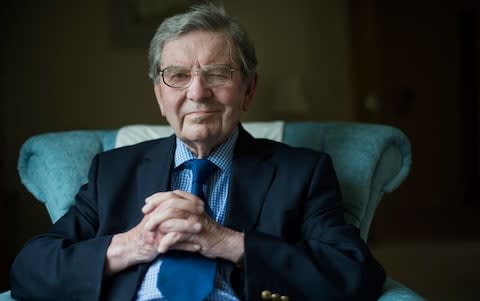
[[110, 0, 198, 48]]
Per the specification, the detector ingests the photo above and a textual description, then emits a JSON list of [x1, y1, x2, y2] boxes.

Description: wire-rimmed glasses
[[159, 64, 237, 89]]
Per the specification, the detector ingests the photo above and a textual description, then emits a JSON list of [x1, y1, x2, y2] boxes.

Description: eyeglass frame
[[157, 64, 239, 89]]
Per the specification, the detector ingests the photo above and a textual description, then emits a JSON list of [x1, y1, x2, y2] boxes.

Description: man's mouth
[[185, 110, 218, 117], [184, 110, 218, 122]]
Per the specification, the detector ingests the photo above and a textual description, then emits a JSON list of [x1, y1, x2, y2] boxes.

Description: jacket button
[[280, 296, 290, 301], [261, 290, 272, 300], [271, 293, 281, 301]]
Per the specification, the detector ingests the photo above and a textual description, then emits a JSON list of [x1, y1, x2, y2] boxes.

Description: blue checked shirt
[[135, 129, 240, 301]]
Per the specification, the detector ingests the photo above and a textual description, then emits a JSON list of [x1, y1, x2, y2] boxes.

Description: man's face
[[154, 31, 256, 151]]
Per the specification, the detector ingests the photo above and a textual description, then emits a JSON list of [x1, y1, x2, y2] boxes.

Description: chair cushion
[[115, 121, 285, 148]]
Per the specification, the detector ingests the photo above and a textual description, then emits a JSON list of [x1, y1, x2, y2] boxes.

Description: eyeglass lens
[[161, 65, 233, 88]]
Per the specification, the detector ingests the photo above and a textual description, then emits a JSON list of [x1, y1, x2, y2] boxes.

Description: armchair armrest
[[379, 278, 426, 301], [17, 130, 116, 222], [284, 122, 411, 240]]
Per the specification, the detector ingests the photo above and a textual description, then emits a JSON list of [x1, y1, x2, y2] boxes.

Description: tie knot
[[185, 159, 217, 186]]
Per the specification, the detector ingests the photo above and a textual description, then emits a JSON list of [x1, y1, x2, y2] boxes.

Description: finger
[[170, 189, 205, 212], [171, 189, 199, 199], [173, 189, 203, 202], [171, 242, 201, 253], [159, 218, 202, 234], [153, 196, 204, 216], [157, 231, 186, 253], [143, 191, 204, 215], [144, 208, 189, 231], [143, 191, 174, 214]]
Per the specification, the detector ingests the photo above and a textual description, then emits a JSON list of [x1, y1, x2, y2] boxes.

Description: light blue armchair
[[1, 121, 425, 301]]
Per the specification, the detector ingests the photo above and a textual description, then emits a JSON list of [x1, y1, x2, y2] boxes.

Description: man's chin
[[181, 124, 217, 141]]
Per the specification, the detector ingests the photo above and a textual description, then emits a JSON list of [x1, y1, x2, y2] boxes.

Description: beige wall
[[0, 0, 352, 264]]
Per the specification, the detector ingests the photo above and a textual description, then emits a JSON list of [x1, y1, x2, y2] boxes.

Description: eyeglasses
[[159, 64, 237, 89]]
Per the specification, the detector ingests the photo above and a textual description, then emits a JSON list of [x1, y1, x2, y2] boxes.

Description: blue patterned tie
[[157, 159, 217, 301]]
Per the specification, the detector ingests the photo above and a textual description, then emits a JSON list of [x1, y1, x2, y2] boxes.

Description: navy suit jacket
[[11, 125, 385, 301]]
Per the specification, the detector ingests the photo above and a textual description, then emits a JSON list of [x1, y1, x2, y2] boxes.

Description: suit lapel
[[224, 126, 276, 232], [135, 135, 176, 220], [124, 135, 176, 299]]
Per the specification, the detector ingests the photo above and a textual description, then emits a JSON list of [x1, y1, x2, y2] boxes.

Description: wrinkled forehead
[[160, 30, 236, 68]]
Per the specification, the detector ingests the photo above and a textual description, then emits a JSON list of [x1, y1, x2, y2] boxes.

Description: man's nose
[[186, 73, 212, 101]]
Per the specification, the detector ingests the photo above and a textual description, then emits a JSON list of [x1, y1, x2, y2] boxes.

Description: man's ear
[[153, 83, 166, 116], [242, 72, 258, 111]]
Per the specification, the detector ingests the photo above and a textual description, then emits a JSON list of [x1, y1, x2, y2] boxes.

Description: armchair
[[1, 121, 425, 300]]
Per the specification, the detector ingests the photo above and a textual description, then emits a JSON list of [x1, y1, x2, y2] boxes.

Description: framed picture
[[110, 0, 198, 48]]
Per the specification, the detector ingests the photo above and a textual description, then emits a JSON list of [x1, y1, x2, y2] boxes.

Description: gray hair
[[148, 2, 257, 83]]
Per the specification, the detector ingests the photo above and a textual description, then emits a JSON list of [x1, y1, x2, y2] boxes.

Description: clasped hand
[[105, 190, 243, 276], [140, 189, 227, 258]]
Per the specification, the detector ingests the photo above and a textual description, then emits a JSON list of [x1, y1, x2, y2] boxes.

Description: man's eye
[[207, 71, 228, 79], [170, 72, 190, 80]]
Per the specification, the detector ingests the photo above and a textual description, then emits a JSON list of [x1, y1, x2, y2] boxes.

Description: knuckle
[[160, 223, 171, 232], [166, 191, 177, 199], [173, 232, 184, 242], [190, 215, 200, 224], [149, 192, 162, 201], [165, 207, 177, 216]]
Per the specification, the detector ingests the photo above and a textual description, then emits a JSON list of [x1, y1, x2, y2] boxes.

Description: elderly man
[[10, 3, 385, 301]]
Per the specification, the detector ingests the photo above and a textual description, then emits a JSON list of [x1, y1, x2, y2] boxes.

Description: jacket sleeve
[[241, 153, 386, 301], [10, 155, 112, 301]]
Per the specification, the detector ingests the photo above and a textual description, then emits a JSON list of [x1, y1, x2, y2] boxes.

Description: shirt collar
[[174, 128, 239, 171]]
